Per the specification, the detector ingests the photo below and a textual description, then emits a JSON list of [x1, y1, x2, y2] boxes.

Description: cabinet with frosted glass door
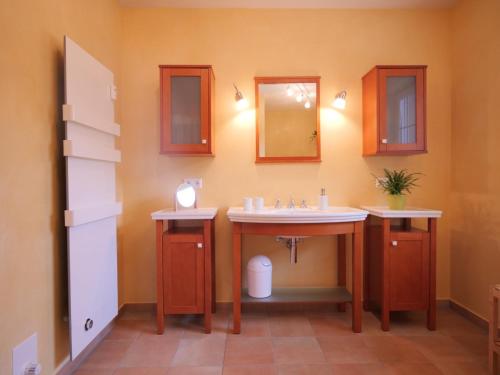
[[362, 65, 426, 156], [159, 65, 215, 155]]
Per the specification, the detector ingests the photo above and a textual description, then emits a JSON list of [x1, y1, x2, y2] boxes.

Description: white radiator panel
[[64, 36, 121, 359]]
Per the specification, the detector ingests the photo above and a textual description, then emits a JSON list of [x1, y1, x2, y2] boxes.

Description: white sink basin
[[227, 206, 368, 223]]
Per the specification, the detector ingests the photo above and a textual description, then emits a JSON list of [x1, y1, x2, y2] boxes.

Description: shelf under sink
[[241, 287, 352, 304]]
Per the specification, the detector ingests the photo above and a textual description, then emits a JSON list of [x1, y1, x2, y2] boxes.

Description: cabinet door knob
[[392, 240, 398, 247], [197, 242, 203, 249], [201, 139, 207, 144], [381, 138, 388, 144]]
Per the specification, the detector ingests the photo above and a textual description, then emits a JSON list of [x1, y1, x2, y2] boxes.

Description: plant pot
[[387, 194, 406, 210]]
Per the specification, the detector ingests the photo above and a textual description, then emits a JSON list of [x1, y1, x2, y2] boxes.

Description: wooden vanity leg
[[232, 223, 242, 334], [352, 221, 363, 333], [427, 218, 437, 330], [363, 218, 370, 311], [211, 219, 216, 314], [381, 218, 390, 331], [156, 220, 165, 334], [203, 220, 212, 333], [337, 234, 347, 312]]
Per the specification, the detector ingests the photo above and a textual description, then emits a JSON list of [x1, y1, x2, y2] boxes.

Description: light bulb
[[333, 97, 346, 110], [333, 90, 347, 110], [236, 97, 249, 111], [286, 86, 294, 96], [304, 101, 311, 109], [296, 93, 304, 102]]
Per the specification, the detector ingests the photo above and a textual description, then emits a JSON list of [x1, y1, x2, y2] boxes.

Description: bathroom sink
[[227, 206, 368, 223]]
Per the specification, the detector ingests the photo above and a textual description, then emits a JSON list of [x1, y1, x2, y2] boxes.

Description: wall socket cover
[[12, 333, 38, 375], [184, 178, 202, 189]]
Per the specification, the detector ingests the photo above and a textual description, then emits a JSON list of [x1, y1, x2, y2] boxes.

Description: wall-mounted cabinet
[[362, 66, 427, 156], [159, 65, 215, 155]]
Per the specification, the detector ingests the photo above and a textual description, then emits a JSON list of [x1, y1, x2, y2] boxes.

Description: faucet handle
[[274, 199, 281, 209], [300, 199, 307, 208], [288, 197, 295, 209]]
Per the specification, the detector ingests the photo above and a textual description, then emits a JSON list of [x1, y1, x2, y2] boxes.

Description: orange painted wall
[[0, 1, 121, 373], [450, 0, 500, 319], [119, 8, 452, 303]]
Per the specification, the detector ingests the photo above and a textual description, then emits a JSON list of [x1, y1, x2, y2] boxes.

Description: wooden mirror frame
[[255, 76, 321, 163]]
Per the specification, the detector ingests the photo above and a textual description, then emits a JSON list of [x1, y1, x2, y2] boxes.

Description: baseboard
[[118, 302, 155, 315], [55, 309, 121, 375], [449, 299, 488, 331]]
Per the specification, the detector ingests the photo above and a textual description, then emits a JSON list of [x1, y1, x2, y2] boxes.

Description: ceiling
[[120, 0, 457, 9]]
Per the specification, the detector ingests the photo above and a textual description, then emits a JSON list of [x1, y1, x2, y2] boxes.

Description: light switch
[[184, 178, 203, 189]]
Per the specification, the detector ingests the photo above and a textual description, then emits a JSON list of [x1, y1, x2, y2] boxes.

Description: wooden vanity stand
[[362, 206, 442, 331], [228, 207, 367, 334], [151, 208, 217, 334]]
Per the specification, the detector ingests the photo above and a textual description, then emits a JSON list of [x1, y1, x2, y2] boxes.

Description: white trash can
[[247, 255, 272, 298]]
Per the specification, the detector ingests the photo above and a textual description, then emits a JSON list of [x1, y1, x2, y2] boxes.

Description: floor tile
[[120, 335, 179, 367], [238, 313, 270, 337], [167, 366, 223, 375], [405, 335, 473, 362], [362, 336, 429, 363], [269, 313, 314, 337], [73, 306, 489, 375], [79, 340, 132, 370], [73, 370, 115, 375], [432, 359, 489, 375], [172, 336, 226, 366], [384, 363, 443, 375], [107, 319, 157, 340], [224, 337, 274, 365], [317, 336, 378, 364], [329, 363, 390, 375], [114, 368, 168, 375], [223, 365, 277, 375], [276, 364, 332, 374], [272, 337, 325, 364]]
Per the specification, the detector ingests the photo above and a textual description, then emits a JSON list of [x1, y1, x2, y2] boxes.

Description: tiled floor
[[74, 306, 489, 374]]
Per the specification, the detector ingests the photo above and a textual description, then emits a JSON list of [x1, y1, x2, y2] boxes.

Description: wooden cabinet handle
[[197, 242, 203, 249], [392, 240, 398, 247]]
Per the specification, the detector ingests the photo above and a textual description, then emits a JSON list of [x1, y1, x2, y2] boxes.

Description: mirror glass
[[256, 78, 320, 162], [386, 76, 416, 144], [176, 183, 196, 208]]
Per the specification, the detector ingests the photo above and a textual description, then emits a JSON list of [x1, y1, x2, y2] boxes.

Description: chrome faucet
[[274, 199, 282, 209], [288, 197, 295, 209], [300, 199, 307, 208]]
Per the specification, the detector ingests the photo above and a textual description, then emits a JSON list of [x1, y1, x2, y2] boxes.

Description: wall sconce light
[[233, 83, 249, 110], [333, 90, 347, 110]]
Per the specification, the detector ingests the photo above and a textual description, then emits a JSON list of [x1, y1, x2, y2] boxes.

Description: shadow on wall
[[50, 45, 69, 365]]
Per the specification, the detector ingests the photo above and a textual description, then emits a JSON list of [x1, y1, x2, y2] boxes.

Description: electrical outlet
[[12, 333, 39, 375], [184, 178, 202, 189]]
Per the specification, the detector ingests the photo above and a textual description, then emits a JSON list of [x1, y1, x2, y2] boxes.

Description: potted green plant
[[374, 169, 421, 210]]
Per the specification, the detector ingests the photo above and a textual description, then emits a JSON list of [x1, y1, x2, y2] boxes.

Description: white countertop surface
[[227, 206, 368, 224], [151, 208, 218, 220], [361, 206, 442, 218]]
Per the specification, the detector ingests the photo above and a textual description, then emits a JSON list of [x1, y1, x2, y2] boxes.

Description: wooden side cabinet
[[153, 211, 217, 334], [362, 65, 427, 156], [361, 207, 441, 331], [159, 65, 215, 155]]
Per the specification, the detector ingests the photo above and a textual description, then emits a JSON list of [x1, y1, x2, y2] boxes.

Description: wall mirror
[[175, 182, 196, 210], [255, 76, 321, 163]]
